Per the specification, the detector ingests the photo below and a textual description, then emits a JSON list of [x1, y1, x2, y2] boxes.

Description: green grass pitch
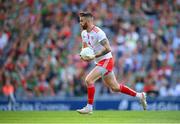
[[0, 111, 180, 124]]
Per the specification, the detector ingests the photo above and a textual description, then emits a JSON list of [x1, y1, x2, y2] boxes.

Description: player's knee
[[85, 77, 94, 86], [111, 86, 119, 92]]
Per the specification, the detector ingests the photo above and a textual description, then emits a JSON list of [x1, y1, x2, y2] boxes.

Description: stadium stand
[[0, 0, 180, 100]]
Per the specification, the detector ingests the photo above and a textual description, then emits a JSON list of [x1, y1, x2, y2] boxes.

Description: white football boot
[[140, 92, 147, 110], [76, 105, 93, 114]]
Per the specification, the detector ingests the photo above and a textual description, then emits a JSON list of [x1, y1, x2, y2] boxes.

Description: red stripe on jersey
[[92, 27, 99, 33]]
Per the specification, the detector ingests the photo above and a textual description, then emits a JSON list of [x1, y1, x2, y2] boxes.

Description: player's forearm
[[95, 38, 111, 58], [95, 48, 111, 58]]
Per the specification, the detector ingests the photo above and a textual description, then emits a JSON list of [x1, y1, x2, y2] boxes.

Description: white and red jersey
[[81, 26, 112, 63]]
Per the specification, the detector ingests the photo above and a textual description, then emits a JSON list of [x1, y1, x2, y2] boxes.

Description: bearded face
[[81, 22, 88, 30], [79, 17, 88, 30]]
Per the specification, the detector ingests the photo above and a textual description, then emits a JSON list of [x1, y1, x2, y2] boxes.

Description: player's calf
[[110, 85, 120, 92]]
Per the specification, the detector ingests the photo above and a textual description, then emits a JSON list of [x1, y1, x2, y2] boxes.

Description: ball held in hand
[[80, 47, 95, 59]]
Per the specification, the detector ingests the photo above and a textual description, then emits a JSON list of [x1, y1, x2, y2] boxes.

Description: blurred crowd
[[0, 0, 180, 99]]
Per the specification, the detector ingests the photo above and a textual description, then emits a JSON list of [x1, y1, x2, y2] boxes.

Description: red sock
[[87, 84, 95, 105], [119, 84, 136, 97]]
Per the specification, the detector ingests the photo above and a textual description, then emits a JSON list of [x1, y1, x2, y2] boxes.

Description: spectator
[[0, 30, 9, 54], [2, 78, 16, 110], [0, 0, 179, 99], [174, 79, 180, 96]]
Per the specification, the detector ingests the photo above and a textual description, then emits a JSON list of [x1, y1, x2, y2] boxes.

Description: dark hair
[[79, 12, 93, 18]]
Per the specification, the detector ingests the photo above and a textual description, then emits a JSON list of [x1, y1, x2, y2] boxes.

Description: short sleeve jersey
[[81, 26, 112, 63]]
